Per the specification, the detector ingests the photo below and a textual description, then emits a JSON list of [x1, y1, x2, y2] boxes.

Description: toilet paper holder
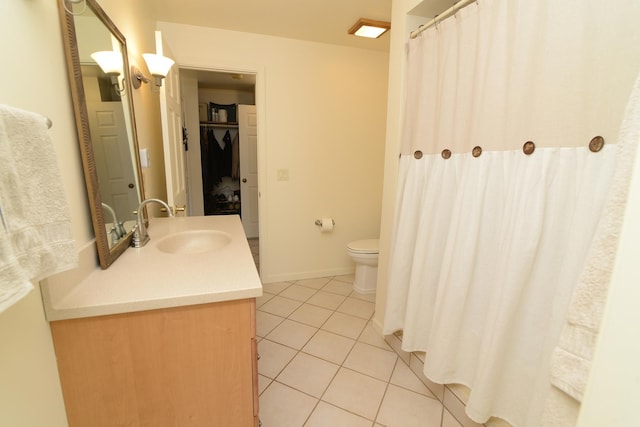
[[315, 219, 335, 227]]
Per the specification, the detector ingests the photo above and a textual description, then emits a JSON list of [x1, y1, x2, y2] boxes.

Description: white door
[[84, 66, 138, 222], [238, 105, 259, 238], [157, 31, 188, 215]]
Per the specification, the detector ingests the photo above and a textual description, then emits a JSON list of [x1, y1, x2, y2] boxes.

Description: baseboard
[[261, 267, 355, 284]]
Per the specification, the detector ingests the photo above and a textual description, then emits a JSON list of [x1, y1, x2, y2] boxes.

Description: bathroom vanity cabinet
[[50, 298, 259, 427]]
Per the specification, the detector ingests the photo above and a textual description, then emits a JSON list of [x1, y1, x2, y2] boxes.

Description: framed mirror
[[58, 0, 144, 268]]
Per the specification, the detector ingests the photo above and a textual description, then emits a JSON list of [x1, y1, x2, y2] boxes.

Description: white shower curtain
[[383, 0, 640, 425]]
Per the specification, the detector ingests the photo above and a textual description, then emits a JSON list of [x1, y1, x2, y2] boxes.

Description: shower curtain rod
[[410, 0, 478, 39]]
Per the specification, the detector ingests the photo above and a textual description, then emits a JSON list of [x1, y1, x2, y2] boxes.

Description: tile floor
[[256, 275, 464, 427]]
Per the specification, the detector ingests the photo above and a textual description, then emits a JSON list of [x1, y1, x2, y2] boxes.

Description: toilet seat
[[347, 239, 379, 254]]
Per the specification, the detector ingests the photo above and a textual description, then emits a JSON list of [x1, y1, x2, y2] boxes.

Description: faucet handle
[[131, 224, 141, 247]]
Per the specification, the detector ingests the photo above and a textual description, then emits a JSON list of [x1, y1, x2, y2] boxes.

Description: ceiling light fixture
[[348, 18, 391, 39]]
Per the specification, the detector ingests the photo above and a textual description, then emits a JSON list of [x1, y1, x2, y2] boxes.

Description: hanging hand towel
[[0, 104, 77, 314]]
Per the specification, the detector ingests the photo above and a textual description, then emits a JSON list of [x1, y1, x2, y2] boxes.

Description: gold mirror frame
[[58, 0, 145, 269]]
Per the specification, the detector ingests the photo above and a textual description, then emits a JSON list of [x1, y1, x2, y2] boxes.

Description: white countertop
[[41, 215, 262, 321]]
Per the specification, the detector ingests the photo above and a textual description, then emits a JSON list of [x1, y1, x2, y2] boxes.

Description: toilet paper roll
[[320, 218, 334, 233]]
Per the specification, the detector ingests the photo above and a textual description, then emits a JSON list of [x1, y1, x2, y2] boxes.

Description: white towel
[[549, 71, 640, 402], [0, 104, 77, 314]]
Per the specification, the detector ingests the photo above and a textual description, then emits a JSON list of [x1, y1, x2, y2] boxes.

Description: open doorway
[[180, 69, 260, 266]]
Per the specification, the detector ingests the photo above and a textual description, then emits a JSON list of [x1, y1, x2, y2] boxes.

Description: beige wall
[[0, 1, 163, 425], [159, 22, 389, 283], [1, 2, 387, 424], [1, 1, 85, 425], [97, 0, 167, 203]]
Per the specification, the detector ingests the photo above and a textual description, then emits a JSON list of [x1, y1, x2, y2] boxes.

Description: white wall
[[159, 22, 390, 283], [96, 0, 168, 203], [0, 1, 87, 425], [374, 0, 427, 331], [0, 1, 165, 425]]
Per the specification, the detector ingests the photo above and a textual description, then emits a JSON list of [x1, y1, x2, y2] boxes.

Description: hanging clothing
[[221, 130, 233, 177], [200, 127, 239, 192], [231, 132, 240, 179]]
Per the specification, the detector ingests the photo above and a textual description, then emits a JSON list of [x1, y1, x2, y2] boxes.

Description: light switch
[[139, 148, 150, 168], [277, 169, 289, 181]]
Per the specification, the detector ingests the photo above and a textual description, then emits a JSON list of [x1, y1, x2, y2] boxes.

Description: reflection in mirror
[[58, 0, 144, 268]]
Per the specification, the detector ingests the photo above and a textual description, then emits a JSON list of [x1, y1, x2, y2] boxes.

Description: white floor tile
[[258, 374, 272, 395], [349, 291, 377, 302], [305, 401, 373, 427], [332, 274, 355, 284], [343, 342, 398, 382], [322, 280, 354, 296], [289, 303, 333, 328], [306, 291, 347, 310], [337, 297, 375, 319], [376, 384, 443, 427], [443, 408, 464, 427], [390, 359, 435, 397], [259, 381, 318, 427], [262, 281, 293, 295], [256, 310, 284, 337], [256, 292, 275, 308], [323, 368, 387, 420], [358, 322, 392, 350], [302, 330, 356, 365], [259, 295, 303, 317], [257, 339, 297, 379], [265, 319, 318, 350], [279, 284, 318, 302], [276, 352, 339, 398], [296, 277, 332, 289], [322, 311, 368, 339], [254, 273, 483, 427]]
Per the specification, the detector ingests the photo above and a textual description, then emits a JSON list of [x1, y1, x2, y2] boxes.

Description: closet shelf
[[200, 121, 238, 129]]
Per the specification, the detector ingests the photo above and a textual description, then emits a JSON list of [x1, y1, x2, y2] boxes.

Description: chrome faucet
[[132, 198, 174, 248], [102, 202, 126, 242]]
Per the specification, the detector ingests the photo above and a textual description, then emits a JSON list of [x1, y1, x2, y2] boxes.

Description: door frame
[[179, 64, 266, 277]]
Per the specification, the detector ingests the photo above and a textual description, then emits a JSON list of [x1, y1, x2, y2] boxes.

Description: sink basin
[[156, 230, 232, 254]]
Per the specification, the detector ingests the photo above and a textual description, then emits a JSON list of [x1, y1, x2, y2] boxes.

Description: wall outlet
[[277, 169, 289, 181]]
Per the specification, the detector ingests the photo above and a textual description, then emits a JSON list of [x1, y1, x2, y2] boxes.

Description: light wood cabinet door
[[50, 299, 258, 427]]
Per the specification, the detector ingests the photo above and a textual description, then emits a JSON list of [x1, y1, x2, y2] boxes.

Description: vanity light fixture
[[348, 18, 391, 38], [130, 66, 150, 90], [90, 50, 125, 95], [142, 53, 175, 87]]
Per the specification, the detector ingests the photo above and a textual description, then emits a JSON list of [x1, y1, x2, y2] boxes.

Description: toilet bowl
[[346, 239, 379, 294]]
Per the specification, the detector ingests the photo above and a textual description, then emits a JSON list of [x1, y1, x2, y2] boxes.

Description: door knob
[[242, 178, 247, 183], [128, 183, 134, 188]]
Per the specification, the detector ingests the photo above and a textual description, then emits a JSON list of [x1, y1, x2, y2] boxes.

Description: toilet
[[346, 239, 379, 294]]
